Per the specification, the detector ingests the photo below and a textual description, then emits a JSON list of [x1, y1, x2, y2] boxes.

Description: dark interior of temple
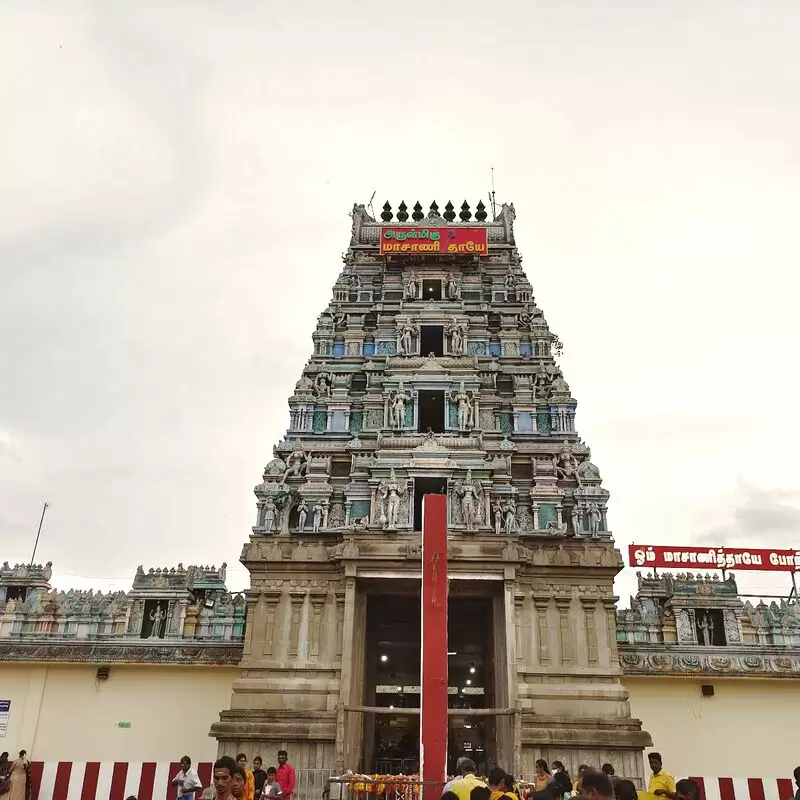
[[364, 591, 495, 775], [420, 325, 444, 357], [417, 390, 445, 433]]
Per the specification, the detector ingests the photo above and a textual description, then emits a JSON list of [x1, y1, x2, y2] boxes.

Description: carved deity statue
[[313, 371, 332, 397], [492, 499, 504, 535], [375, 482, 388, 527], [297, 500, 308, 532], [455, 469, 480, 530], [446, 274, 459, 300], [446, 317, 466, 356], [534, 360, 558, 395], [380, 468, 407, 530], [148, 602, 167, 638], [263, 496, 277, 532], [312, 503, 323, 532], [698, 612, 714, 646], [397, 322, 418, 356], [322, 499, 330, 529], [449, 381, 474, 432], [516, 301, 543, 330], [332, 308, 347, 327], [503, 498, 516, 535], [405, 271, 419, 300], [570, 504, 582, 538], [588, 502, 601, 538], [504, 269, 517, 297], [390, 383, 411, 430], [282, 443, 308, 483], [553, 440, 582, 486]]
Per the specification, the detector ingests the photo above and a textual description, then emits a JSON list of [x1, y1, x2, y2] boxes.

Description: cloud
[[0, 431, 22, 463], [696, 485, 800, 546]]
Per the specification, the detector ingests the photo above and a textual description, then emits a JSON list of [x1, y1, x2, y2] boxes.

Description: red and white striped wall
[[27, 765, 797, 800], [30, 762, 215, 800], [689, 777, 796, 800]]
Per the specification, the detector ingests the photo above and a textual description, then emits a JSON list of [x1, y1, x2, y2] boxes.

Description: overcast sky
[[2, 1, 799, 604]]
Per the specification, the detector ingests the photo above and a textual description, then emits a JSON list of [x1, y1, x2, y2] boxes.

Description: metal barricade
[[325, 777, 445, 800], [295, 769, 338, 800]]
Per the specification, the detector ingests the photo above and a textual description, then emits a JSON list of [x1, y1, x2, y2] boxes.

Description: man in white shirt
[[172, 756, 203, 800]]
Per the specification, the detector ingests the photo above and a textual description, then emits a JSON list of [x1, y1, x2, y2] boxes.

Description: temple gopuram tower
[[212, 200, 651, 780]]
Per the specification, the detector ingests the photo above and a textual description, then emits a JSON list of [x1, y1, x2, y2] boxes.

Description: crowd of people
[[2, 748, 800, 800], [169, 752, 296, 800], [438, 754, 800, 800]]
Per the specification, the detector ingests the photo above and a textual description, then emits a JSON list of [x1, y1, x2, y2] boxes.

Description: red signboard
[[629, 544, 800, 572], [380, 226, 488, 256]]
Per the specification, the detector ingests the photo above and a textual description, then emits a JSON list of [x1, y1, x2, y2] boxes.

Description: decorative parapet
[[350, 201, 517, 248], [0, 562, 246, 651], [0, 639, 243, 665], [619, 643, 800, 678], [616, 570, 800, 676]]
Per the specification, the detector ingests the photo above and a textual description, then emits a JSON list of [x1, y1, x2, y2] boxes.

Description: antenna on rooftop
[[368, 191, 376, 220], [489, 167, 497, 219], [29, 501, 49, 566]]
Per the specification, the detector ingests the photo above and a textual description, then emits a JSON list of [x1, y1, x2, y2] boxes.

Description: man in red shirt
[[275, 751, 295, 800]]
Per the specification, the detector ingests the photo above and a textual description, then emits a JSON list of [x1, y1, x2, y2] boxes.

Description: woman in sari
[[8, 751, 28, 800], [533, 762, 552, 793]]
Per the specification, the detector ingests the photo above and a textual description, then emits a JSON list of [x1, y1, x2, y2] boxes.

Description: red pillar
[[420, 493, 448, 800]]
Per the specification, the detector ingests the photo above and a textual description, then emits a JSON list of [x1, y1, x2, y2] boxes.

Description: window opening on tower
[[420, 325, 444, 357], [413, 477, 447, 531], [417, 390, 445, 433], [422, 279, 442, 300]]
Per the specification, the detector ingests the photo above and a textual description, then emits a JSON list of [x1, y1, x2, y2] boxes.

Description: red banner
[[629, 544, 800, 572], [380, 226, 488, 256]]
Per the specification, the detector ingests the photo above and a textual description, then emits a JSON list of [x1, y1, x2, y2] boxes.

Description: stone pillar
[[581, 598, 599, 666], [263, 590, 282, 657], [309, 591, 327, 659], [555, 598, 573, 666], [602, 598, 620, 666], [533, 596, 551, 666], [288, 591, 306, 658]]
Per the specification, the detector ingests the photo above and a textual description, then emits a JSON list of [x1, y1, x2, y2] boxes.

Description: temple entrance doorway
[[360, 580, 502, 775]]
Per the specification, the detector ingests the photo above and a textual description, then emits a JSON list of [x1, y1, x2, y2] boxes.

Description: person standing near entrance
[[231, 768, 246, 800], [551, 763, 571, 800], [579, 772, 613, 800], [647, 754, 676, 800], [213, 757, 237, 800], [251, 758, 267, 800], [276, 751, 296, 800], [236, 756, 255, 800], [172, 757, 203, 800], [7, 751, 29, 800]]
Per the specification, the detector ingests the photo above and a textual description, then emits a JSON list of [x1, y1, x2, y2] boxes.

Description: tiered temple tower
[[212, 200, 651, 780]]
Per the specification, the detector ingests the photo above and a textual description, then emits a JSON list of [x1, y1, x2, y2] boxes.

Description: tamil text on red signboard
[[628, 544, 800, 572], [380, 226, 488, 256]]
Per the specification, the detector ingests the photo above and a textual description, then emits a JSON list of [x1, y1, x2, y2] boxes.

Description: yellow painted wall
[[625, 676, 799, 778], [0, 663, 238, 762], [3, 663, 799, 775]]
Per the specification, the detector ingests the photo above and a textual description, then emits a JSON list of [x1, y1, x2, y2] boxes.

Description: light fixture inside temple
[[469, 664, 476, 674], [466, 679, 472, 686], [380, 654, 388, 662], [397, 686, 403, 692], [447, 651, 457, 656]]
